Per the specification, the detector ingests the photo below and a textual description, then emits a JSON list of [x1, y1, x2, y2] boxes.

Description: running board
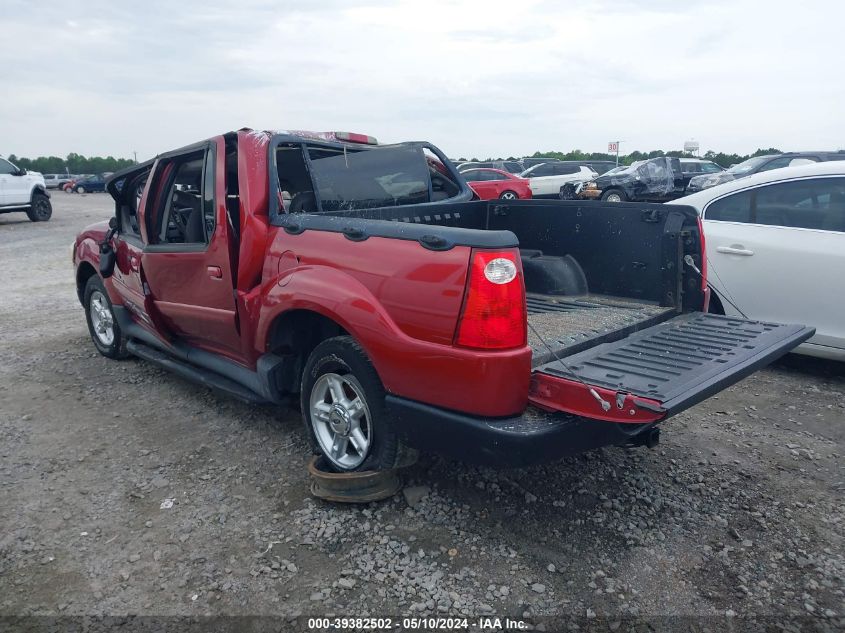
[[126, 340, 271, 405]]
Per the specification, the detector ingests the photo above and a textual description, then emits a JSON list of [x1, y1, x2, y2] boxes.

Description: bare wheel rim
[[500, 191, 517, 200], [309, 372, 372, 470], [33, 198, 50, 219], [89, 290, 115, 346]]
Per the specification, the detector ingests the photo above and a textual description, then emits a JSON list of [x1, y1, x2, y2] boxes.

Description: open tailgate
[[529, 313, 814, 423]]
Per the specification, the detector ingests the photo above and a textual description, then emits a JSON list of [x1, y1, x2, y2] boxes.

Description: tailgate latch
[[590, 389, 611, 412]]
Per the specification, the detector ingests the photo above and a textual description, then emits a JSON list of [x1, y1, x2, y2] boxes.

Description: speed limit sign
[[608, 142, 618, 152]]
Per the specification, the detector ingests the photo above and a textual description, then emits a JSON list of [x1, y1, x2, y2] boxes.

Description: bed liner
[[527, 293, 677, 367]]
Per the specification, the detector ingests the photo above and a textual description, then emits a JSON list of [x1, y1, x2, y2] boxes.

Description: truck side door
[[0, 158, 29, 205], [139, 143, 242, 358]]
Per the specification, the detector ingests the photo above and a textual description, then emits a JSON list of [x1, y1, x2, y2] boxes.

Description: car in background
[[687, 152, 845, 193], [669, 161, 845, 360], [0, 156, 52, 221], [577, 157, 685, 202], [457, 160, 524, 175], [71, 174, 108, 193], [519, 162, 596, 198], [523, 159, 618, 174], [461, 168, 532, 200], [43, 173, 74, 189]]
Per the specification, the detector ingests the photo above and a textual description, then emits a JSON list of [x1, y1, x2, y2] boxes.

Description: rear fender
[[255, 265, 404, 387], [254, 264, 532, 416]]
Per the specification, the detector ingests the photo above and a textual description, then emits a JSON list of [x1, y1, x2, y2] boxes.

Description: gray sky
[[2, 0, 842, 161]]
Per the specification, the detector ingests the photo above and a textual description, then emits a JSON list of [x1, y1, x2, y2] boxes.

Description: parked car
[[43, 173, 74, 189], [0, 156, 52, 221], [519, 162, 597, 198], [72, 174, 108, 193], [687, 152, 845, 193], [457, 160, 524, 175], [72, 128, 811, 472], [462, 168, 532, 200], [669, 161, 845, 361], [577, 157, 685, 202]]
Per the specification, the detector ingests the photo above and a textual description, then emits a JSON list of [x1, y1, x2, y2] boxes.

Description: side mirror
[[109, 216, 118, 230], [15, 168, 26, 176]]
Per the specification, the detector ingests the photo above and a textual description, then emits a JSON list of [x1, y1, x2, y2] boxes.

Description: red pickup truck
[[72, 129, 813, 472]]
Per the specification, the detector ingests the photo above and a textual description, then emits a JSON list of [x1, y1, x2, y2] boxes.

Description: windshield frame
[[267, 134, 471, 223]]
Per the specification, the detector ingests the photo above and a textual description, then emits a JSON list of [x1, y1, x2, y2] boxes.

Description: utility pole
[[133, 150, 138, 164]]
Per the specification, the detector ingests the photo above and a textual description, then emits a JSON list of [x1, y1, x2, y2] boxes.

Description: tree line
[[4, 153, 136, 175], [459, 147, 789, 168]]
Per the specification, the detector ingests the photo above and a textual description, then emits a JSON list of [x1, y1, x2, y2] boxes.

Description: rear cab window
[[275, 142, 462, 213]]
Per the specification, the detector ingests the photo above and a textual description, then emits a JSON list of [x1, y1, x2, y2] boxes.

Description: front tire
[[499, 190, 518, 200], [76, 186, 86, 194], [84, 276, 130, 359], [601, 189, 627, 202], [26, 192, 52, 222], [301, 336, 409, 472]]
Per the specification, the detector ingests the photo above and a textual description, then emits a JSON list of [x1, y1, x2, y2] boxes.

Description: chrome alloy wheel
[[309, 372, 372, 470], [605, 192, 622, 202], [89, 290, 115, 346], [500, 191, 517, 200]]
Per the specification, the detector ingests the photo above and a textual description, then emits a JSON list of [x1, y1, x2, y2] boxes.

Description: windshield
[[727, 156, 770, 175], [306, 145, 458, 212]]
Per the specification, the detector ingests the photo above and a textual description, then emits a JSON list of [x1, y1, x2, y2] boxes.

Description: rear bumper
[[386, 396, 657, 467]]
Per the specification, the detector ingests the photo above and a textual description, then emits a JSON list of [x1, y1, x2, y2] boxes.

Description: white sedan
[[668, 161, 845, 360], [519, 162, 597, 197]]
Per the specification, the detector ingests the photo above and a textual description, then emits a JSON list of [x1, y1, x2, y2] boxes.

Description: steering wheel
[[289, 191, 317, 214], [170, 206, 191, 238]]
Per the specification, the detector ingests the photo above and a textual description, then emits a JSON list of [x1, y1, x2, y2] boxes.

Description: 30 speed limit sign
[[608, 142, 618, 152]]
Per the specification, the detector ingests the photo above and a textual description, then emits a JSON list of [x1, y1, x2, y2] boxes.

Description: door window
[[754, 178, 845, 231], [704, 190, 753, 223], [705, 178, 845, 231], [0, 158, 17, 175], [152, 152, 212, 245], [550, 164, 580, 175], [119, 171, 149, 238]]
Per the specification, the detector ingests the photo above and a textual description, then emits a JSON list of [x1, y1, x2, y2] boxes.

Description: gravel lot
[[1, 193, 843, 630]]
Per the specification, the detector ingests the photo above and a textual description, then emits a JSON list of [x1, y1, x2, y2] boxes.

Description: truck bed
[[527, 293, 676, 367]]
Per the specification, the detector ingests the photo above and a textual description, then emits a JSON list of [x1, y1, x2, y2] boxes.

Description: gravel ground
[[0, 193, 843, 631]]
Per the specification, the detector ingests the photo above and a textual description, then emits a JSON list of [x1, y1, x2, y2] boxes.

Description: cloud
[[0, 0, 842, 160]]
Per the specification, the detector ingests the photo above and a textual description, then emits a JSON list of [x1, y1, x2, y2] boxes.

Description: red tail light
[[455, 249, 527, 350]]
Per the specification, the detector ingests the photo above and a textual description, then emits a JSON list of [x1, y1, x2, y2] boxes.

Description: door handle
[[207, 265, 223, 279], [716, 246, 754, 256]]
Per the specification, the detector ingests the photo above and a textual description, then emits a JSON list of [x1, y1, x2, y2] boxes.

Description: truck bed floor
[[527, 294, 676, 367]]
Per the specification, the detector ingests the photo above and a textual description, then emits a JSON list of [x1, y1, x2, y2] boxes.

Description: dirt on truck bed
[[1, 194, 843, 631]]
